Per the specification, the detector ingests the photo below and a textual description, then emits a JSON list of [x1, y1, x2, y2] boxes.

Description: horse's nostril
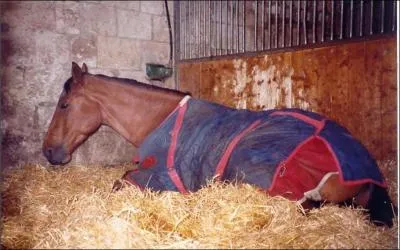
[[43, 145, 69, 165], [43, 147, 53, 159]]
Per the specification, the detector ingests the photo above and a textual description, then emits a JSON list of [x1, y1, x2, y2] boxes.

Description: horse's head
[[42, 62, 102, 165]]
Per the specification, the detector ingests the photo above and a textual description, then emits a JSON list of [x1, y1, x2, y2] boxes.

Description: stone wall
[[1, 1, 175, 168]]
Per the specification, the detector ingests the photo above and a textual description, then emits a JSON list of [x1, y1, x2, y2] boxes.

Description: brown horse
[[43, 62, 396, 227]]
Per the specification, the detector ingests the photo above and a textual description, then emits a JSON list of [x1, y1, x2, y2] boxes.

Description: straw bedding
[[1, 160, 398, 249]]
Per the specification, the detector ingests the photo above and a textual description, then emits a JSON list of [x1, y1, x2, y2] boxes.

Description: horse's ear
[[82, 63, 88, 73], [72, 62, 83, 83]]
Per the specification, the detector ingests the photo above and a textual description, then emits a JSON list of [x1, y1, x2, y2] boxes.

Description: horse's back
[[225, 107, 385, 200]]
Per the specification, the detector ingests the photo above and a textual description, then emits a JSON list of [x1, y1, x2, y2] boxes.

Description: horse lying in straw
[[42, 62, 396, 227]]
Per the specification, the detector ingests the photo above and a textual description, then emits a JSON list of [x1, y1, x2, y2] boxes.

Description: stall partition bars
[[174, 0, 397, 62]]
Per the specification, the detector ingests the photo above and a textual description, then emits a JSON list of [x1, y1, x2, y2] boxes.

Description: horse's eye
[[60, 103, 69, 109]]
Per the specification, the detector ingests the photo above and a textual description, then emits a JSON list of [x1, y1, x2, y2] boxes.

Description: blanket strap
[[214, 120, 262, 180], [166, 101, 189, 194], [270, 111, 325, 134]]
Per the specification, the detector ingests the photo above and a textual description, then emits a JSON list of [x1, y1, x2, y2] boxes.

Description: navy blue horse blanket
[[125, 96, 386, 201]]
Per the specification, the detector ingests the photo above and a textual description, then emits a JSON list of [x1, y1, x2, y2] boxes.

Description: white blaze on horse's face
[[42, 62, 101, 165]]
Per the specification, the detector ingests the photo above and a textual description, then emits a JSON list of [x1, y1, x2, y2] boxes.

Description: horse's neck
[[86, 75, 184, 146]]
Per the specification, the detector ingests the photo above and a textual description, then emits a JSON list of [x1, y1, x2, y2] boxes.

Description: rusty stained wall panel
[[177, 37, 397, 161]]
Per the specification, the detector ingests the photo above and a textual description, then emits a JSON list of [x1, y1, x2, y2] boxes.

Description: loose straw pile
[[1, 161, 398, 249]]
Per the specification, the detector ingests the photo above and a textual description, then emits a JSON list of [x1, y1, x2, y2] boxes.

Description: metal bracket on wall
[[146, 0, 174, 81]]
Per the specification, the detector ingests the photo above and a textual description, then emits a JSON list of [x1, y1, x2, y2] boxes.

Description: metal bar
[[321, 0, 325, 42], [203, 0, 206, 57], [261, 0, 265, 50], [350, 0, 353, 38], [193, 0, 196, 58], [174, 1, 181, 62], [214, 2, 218, 56], [370, 0, 373, 35], [208, 0, 211, 56], [213, 1, 216, 56], [226, 0, 229, 54], [198, 1, 201, 57], [340, 0, 343, 39], [381, 0, 385, 33], [312, 0, 316, 43], [209, 0, 212, 57], [208, 0, 214, 56], [220, 0, 222, 55], [180, 2, 187, 59], [289, 0, 292, 46], [214, 1, 217, 56], [275, 0, 278, 48], [330, 0, 334, 40], [269, 0, 272, 49], [196, 1, 200, 57], [297, 0, 300, 45], [174, 1, 180, 87], [303, 0, 307, 45], [360, 0, 363, 36], [236, 0, 239, 53], [178, 0, 397, 62], [198, 1, 201, 56], [255, 0, 258, 50], [243, 1, 245, 52], [282, 1, 286, 48], [188, 1, 191, 59], [393, 0, 396, 32], [192, 1, 195, 58], [231, 0, 234, 54], [214, 1, 216, 56]]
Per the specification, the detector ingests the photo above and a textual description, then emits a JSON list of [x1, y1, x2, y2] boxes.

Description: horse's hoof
[[112, 179, 124, 192]]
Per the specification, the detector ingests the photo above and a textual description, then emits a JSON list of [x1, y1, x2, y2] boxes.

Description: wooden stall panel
[[200, 59, 238, 109], [291, 47, 335, 117], [350, 41, 383, 159], [329, 45, 353, 130], [197, 53, 294, 111], [177, 37, 397, 161], [337, 43, 365, 142], [246, 53, 293, 110], [177, 63, 202, 97], [367, 39, 397, 160]]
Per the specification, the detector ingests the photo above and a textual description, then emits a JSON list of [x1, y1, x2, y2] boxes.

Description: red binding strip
[[268, 136, 317, 193], [168, 168, 189, 194], [317, 135, 387, 188], [214, 120, 262, 180], [166, 102, 189, 194], [271, 111, 325, 134]]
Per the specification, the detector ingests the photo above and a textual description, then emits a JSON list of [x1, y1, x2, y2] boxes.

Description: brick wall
[[1, 1, 175, 168]]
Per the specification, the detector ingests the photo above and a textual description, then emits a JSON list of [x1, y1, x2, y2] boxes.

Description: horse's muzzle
[[43, 144, 70, 165]]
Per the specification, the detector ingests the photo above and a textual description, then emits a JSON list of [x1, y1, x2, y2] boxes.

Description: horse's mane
[[63, 74, 190, 96], [63, 77, 73, 94]]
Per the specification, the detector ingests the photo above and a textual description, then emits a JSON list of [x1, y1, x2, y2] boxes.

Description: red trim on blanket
[[268, 136, 317, 195], [269, 136, 341, 200], [214, 120, 262, 180], [133, 97, 188, 164], [152, 97, 189, 134], [317, 135, 387, 188], [271, 111, 325, 133], [268, 133, 386, 200], [166, 102, 189, 194], [268, 110, 387, 200], [168, 168, 189, 194]]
